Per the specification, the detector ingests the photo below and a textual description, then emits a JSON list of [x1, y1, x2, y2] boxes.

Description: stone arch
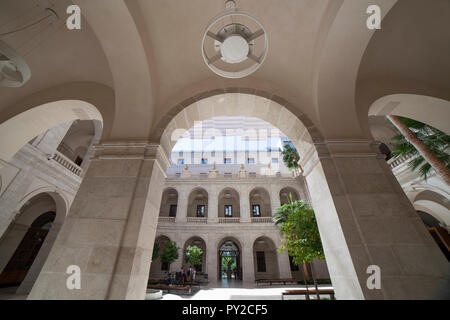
[[218, 187, 240, 218], [368, 94, 450, 135], [16, 187, 69, 225], [159, 188, 179, 217], [217, 236, 243, 281], [0, 98, 104, 163], [0, 191, 65, 293], [253, 236, 280, 280], [187, 187, 208, 218], [314, 1, 398, 140], [149, 235, 173, 279], [279, 186, 301, 205], [249, 187, 272, 217], [182, 236, 207, 273], [411, 190, 450, 228], [151, 90, 325, 168]]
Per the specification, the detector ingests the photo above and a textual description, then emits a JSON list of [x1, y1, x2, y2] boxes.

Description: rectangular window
[[161, 262, 169, 271], [75, 156, 83, 166], [201, 158, 208, 164], [289, 255, 299, 271], [256, 251, 266, 272], [224, 205, 233, 217], [197, 205, 205, 217], [252, 205, 261, 217], [179, 151, 183, 157], [247, 158, 255, 164], [224, 158, 231, 164], [177, 159, 184, 165], [169, 205, 177, 217], [271, 158, 279, 164]]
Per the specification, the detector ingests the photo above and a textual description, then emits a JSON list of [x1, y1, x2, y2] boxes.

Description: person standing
[[182, 267, 187, 284]]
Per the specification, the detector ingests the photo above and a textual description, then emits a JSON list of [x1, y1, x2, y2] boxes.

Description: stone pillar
[[206, 234, 218, 285], [240, 184, 251, 223], [175, 189, 188, 224], [28, 143, 169, 300], [303, 141, 450, 300], [277, 251, 292, 279], [0, 168, 34, 238], [80, 120, 102, 171], [34, 122, 72, 156], [269, 186, 281, 215], [16, 223, 62, 294], [170, 232, 183, 273], [207, 185, 219, 223], [242, 239, 255, 285]]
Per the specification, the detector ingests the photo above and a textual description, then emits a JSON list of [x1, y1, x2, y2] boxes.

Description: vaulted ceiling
[[0, 0, 448, 145]]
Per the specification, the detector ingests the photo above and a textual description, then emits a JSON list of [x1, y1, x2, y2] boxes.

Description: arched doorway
[[187, 188, 208, 218], [253, 236, 280, 280], [183, 236, 206, 274], [149, 235, 172, 279], [249, 187, 272, 217], [279, 187, 300, 205], [218, 238, 242, 285], [159, 188, 178, 218], [0, 210, 55, 288], [218, 188, 240, 219]]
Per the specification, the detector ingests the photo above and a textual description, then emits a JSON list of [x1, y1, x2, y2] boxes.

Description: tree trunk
[[309, 261, 320, 300], [300, 263, 310, 300], [387, 115, 450, 186]]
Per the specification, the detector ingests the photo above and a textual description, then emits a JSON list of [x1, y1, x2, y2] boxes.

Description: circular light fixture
[[220, 35, 249, 64], [201, 4, 268, 79], [0, 41, 31, 88]]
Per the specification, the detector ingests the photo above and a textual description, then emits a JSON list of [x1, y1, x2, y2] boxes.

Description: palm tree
[[387, 115, 450, 185], [281, 142, 301, 176]]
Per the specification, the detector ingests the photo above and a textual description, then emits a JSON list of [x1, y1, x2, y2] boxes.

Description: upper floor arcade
[[157, 177, 305, 225]]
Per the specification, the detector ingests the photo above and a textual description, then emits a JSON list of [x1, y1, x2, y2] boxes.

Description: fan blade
[[206, 31, 224, 43], [208, 52, 222, 64], [247, 29, 264, 41], [248, 53, 261, 64], [2, 65, 23, 82]]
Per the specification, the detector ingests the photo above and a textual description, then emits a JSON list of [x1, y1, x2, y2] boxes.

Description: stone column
[[170, 232, 183, 273], [0, 168, 34, 238], [242, 238, 255, 285], [207, 185, 219, 223], [303, 141, 450, 300], [206, 234, 218, 285], [16, 223, 62, 294], [28, 143, 169, 300], [80, 120, 103, 171], [269, 186, 281, 215], [240, 184, 251, 223], [175, 189, 188, 224], [277, 251, 292, 279]]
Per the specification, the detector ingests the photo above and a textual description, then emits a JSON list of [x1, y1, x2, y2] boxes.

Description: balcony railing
[[251, 217, 274, 223], [187, 217, 208, 224], [52, 151, 83, 177], [158, 217, 176, 223], [218, 217, 240, 224], [387, 153, 416, 170]]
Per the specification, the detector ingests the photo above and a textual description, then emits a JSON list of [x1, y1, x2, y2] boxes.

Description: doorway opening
[[0, 212, 55, 288], [218, 239, 241, 287]]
